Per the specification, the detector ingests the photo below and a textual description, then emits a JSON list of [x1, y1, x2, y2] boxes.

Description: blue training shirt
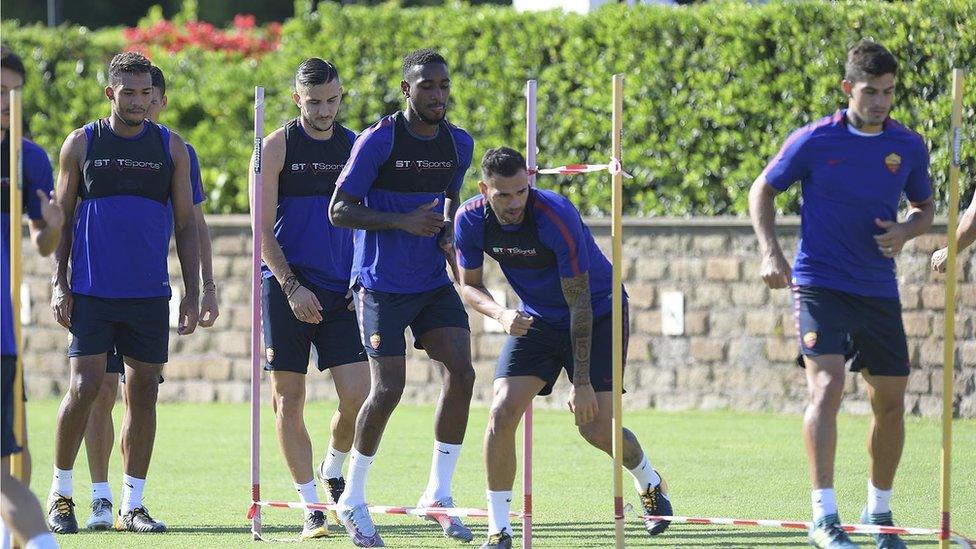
[[454, 188, 614, 329], [762, 109, 932, 298], [336, 112, 474, 293], [2, 137, 54, 357], [73, 119, 174, 298], [262, 119, 357, 293]]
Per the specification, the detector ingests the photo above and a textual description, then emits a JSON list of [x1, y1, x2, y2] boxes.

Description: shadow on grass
[[163, 521, 943, 548], [506, 522, 942, 548]]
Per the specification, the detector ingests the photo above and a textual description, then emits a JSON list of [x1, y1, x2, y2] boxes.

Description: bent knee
[[578, 423, 611, 449], [370, 383, 404, 409], [487, 403, 522, 434]]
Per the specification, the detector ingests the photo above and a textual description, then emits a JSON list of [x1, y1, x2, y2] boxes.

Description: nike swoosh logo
[[124, 483, 134, 489], [437, 449, 450, 454]]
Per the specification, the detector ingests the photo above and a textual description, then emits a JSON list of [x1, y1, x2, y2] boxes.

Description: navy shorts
[[106, 347, 124, 374], [2, 356, 22, 457], [68, 294, 170, 364], [354, 283, 470, 358], [496, 304, 629, 396], [262, 276, 365, 373], [793, 286, 910, 377]]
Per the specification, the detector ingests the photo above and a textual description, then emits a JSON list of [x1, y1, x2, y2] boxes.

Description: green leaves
[[3, 0, 973, 215]]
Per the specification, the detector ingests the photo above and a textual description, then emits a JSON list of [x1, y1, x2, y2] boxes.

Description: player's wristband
[[281, 275, 300, 298], [286, 283, 303, 299]]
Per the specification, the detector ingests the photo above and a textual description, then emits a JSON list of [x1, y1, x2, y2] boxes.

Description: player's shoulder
[[21, 137, 48, 159], [63, 126, 90, 156], [445, 121, 474, 149], [154, 121, 185, 148], [360, 115, 396, 140], [786, 110, 845, 146], [533, 188, 578, 215], [457, 194, 487, 221], [349, 115, 395, 155], [184, 141, 198, 158], [884, 117, 927, 149], [264, 126, 288, 150]]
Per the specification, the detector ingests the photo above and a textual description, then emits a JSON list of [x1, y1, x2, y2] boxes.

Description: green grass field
[[20, 399, 976, 548]]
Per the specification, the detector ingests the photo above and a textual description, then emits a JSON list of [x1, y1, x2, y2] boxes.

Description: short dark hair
[[481, 147, 526, 180], [295, 57, 339, 88], [1, 46, 26, 83], [150, 65, 166, 96], [402, 49, 448, 79], [845, 39, 897, 83], [108, 51, 152, 87]]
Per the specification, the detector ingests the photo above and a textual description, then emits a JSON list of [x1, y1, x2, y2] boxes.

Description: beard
[[117, 111, 146, 127], [409, 99, 445, 125], [302, 113, 334, 133]]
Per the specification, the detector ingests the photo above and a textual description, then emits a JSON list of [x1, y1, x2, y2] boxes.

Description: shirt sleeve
[[903, 137, 932, 203], [761, 127, 812, 192], [536, 195, 590, 278], [23, 143, 54, 220], [186, 144, 206, 205], [448, 128, 474, 196], [453, 204, 484, 270], [335, 122, 393, 200]]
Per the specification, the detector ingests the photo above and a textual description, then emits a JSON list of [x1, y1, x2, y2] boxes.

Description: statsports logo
[[290, 162, 345, 173], [91, 158, 163, 171], [491, 246, 539, 257], [394, 160, 454, 172]]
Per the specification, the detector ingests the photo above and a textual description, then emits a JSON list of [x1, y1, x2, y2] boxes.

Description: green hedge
[[3, 0, 974, 215]]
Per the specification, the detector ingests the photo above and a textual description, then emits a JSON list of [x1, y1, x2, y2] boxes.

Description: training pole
[[939, 68, 965, 549], [250, 86, 265, 541], [610, 74, 625, 549], [9, 89, 25, 482], [523, 79, 537, 549]]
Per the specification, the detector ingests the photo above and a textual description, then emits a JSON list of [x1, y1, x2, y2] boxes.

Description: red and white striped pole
[[250, 86, 265, 541], [251, 501, 522, 519], [522, 79, 537, 549]]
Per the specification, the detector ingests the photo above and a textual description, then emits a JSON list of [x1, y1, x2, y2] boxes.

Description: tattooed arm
[[561, 272, 597, 425]]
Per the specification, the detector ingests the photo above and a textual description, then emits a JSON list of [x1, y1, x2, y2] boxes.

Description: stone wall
[[17, 216, 975, 417]]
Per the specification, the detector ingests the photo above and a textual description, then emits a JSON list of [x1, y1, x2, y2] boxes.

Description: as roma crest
[[370, 333, 382, 350], [884, 153, 902, 174]]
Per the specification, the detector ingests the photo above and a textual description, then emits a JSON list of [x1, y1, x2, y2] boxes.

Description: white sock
[[295, 479, 319, 517], [24, 533, 58, 549], [322, 445, 349, 479], [92, 481, 113, 504], [867, 480, 893, 515], [120, 474, 146, 514], [338, 449, 374, 509], [811, 488, 838, 521], [423, 440, 462, 502], [50, 467, 73, 498], [627, 453, 661, 492], [487, 490, 513, 536]]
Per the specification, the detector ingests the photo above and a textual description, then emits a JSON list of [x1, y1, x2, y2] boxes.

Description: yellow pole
[[611, 73, 625, 549], [939, 68, 965, 549], [9, 88, 25, 482]]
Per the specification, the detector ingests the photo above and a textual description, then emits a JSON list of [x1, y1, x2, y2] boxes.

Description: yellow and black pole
[[8, 88, 25, 482], [611, 73, 625, 549], [938, 68, 965, 549]]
